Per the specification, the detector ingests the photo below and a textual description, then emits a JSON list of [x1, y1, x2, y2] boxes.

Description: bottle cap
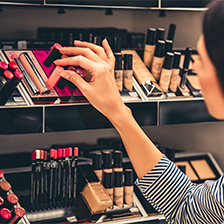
[[0, 181, 11, 192], [165, 40, 173, 54], [0, 196, 4, 206], [103, 151, 112, 169], [8, 61, 19, 70], [156, 28, 165, 41], [115, 54, 123, 70], [0, 170, 4, 179], [14, 70, 24, 79], [113, 150, 123, 168], [44, 150, 47, 160], [54, 149, 57, 159], [124, 169, 133, 186], [0, 61, 8, 70], [0, 208, 11, 220], [163, 52, 174, 70], [114, 171, 123, 187], [35, 149, 40, 160], [68, 147, 73, 157], [172, 52, 181, 69], [74, 147, 79, 157], [58, 148, 63, 158], [167, 24, 176, 41], [40, 150, 44, 160], [31, 151, 36, 161], [114, 36, 121, 53], [50, 148, 55, 158], [7, 193, 18, 205], [145, 28, 156, 45], [94, 36, 102, 46], [103, 172, 113, 189], [4, 70, 14, 80], [92, 153, 102, 170], [154, 40, 165, 58], [183, 47, 192, 69], [14, 207, 26, 218], [62, 148, 66, 157], [123, 54, 133, 70]]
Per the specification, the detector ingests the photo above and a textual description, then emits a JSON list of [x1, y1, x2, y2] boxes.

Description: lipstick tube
[[67, 147, 73, 206], [61, 148, 67, 207], [46, 66, 64, 90], [53, 149, 58, 208], [0, 70, 24, 106], [169, 52, 181, 93], [113, 150, 123, 173], [48, 148, 55, 209], [180, 47, 192, 89], [0, 181, 11, 199], [123, 54, 133, 91], [30, 151, 36, 211], [0, 208, 12, 223], [113, 171, 123, 208], [19, 53, 50, 94], [39, 150, 44, 210], [72, 147, 79, 205], [114, 54, 123, 92], [43, 43, 63, 67], [8, 207, 26, 224], [3, 193, 19, 211], [159, 52, 174, 92], [124, 169, 134, 207], [143, 28, 156, 69], [151, 40, 165, 80], [43, 150, 48, 209], [35, 149, 41, 210], [14, 58, 39, 95], [57, 148, 63, 208], [92, 152, 103, 183], [0, 170, 4, 182], [103, 172, 113, 209]]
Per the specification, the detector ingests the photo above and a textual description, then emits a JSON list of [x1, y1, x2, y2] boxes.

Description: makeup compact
[[175, 152, 223, 184]]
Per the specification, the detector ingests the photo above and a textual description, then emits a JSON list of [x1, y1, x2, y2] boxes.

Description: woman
[[54, 1, 224, 223]]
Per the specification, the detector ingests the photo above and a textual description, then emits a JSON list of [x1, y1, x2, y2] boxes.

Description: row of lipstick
[[30, 147, 79, 211], [0, 170, 26, 223], [0, 61, 24, 106]]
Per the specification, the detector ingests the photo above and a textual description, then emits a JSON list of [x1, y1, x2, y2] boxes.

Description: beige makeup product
[[143, 28, 156, 69], [92, 152, 103, 183], [114, 54, 123, 92], [78, 165, 112, 214], [124, 169, 133, 207], [121, 50, 163, 97], [169, 52, 181, 93], [151, 40, 165, 80], [103, 172, 113, 209], [113, 150, 123, 173], [123, 54, 133, 91], [159, 52, 174, 92], [113, 171, 123, 208]]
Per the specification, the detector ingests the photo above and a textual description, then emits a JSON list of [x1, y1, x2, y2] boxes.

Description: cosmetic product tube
[[151, 40, 165, 80], [180, 47, 192, 89], [61, 148, 67, 207], [156, 28, 165, 42], [78, 165, 112, 214], [0, 70, 24, 106], [35, 149, 42, 211], [113, 36, 121, 54], [143, 28, 157, 69], [30, 151, 36, 211], [14, 58, 39, 95], [43, 43, 63, 67], [103, 172, 113, 209], [53, 149, 58, 208], [167, 24, 176, 41], [8, 61, 18, 74], [103, 151, 113, 174], [114, 54, 123, 92], [67, 147, 73, 206], [0, 208, 11, 223], [0, 61, 8, 73], [169, 52, 181, 93], [94, 36, 102, 46], [19, 53, 50, 94], [0, 70, 13, 92], [39, 150, 44, 210], [48, 148, 55, 209], [113, 150, 123, 173], [123, 54, 133, 91], [72, 147, 79, 204], [164, 40, 173, 55], [3, 193, 18, 211], [124, 169, 134, 207], [8, 207, 26, 224], [159, 52, 174, 92], [92, 153, 103, 183], [0, 181, 11, 199], [0, 170, 4, 182], [57, 148, 63, 208], [43, 150, 48, 209], [46, 66, 64, 90], [113, 171, 123, 208]]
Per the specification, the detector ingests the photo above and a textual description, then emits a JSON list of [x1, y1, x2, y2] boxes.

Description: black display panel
[[161, 0, 211, 8], [0, 0, 42, 3], [45, 0, 158, 8]]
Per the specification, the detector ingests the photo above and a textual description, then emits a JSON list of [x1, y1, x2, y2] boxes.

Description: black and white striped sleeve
[[135, 155, 224, 224]]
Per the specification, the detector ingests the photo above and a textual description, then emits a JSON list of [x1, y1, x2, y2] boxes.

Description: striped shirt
[[135, 155, 224, 224]]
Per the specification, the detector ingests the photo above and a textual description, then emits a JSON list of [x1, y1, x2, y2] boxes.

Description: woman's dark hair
[[203, 0, 224, 92]]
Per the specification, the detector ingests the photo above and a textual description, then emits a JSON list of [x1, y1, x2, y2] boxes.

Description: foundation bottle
[[103, 151, 113, 174], [159, 52, 174, 92], [167, 24, 176, 41], [169, 52, 181, 93], [114, 54, 123, 92], [124, 169, 134, 207], [151, 40, 165, 80], [103, 172, 113, 209], [155, 28, 165, 42], [143, 28, 157, 69], [113, 171, 123, 208], [123, 54, 133, 91], [92, 152, 103, 183], [78, 165, 112, 214], [164, 40, 173, 56], [113, 150, 123, 173]]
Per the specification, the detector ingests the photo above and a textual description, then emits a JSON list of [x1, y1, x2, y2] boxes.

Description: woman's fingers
[[102, 39, 115, 68]]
